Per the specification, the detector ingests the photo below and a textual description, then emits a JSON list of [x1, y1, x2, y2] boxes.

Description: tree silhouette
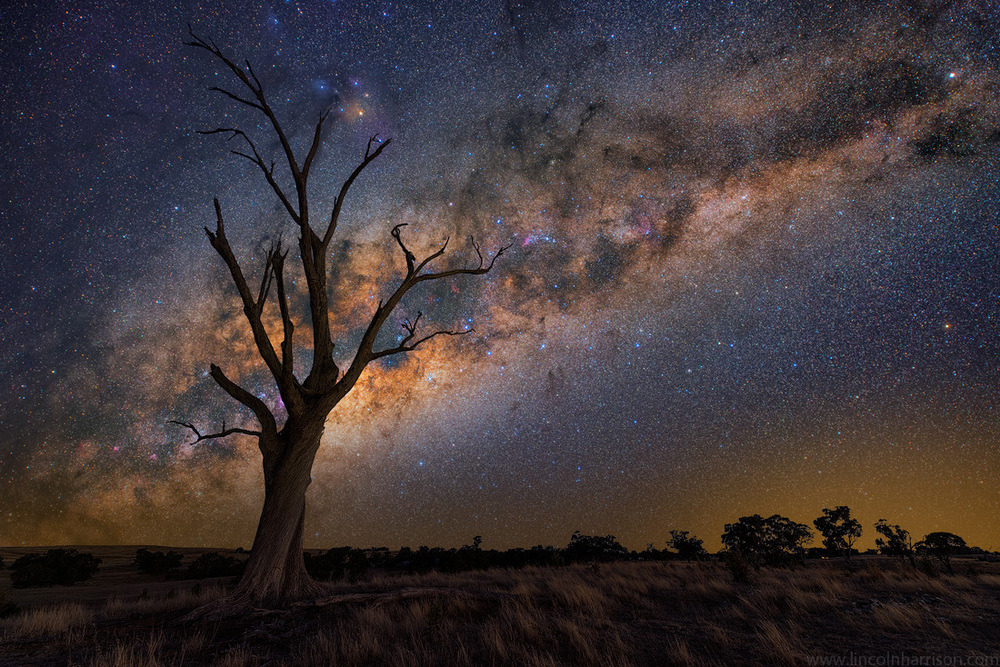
[[915, 531, 967, 573], [9, 549, 101, 588], [178, 29, 507, 614], [564, 532, 628, 563], [873, 519, 916, 566], [721, 514, 812, 567], [813, 506, 863, 564], [668, 530, 706, 561]]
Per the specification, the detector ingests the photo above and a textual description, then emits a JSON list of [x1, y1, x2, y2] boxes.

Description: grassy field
[[1, 548, 999, 665]]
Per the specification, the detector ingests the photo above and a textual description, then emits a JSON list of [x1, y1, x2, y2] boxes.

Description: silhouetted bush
[[9, 549, 101, 588], [564, 532, 629, 563], [185, 552, 245, 579], [386, 541, 566, 574], [721, 514, 812, 567], [304, 547, 351, 581], [506, 545, 564, 568], [347, 549, 369, 582], [916, 532, 967, 573], [668, 530, 707, 561], [814, 506, 863, 564], [133, 548, 184, 575], [640, 544, 671, 561], [874, 519, 916, 566]]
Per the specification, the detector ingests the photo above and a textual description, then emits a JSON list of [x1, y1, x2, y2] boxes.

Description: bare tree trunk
[[186, 422, 329, 619]]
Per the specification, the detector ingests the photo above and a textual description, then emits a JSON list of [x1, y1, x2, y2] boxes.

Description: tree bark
[[186, 419, 329, 619]]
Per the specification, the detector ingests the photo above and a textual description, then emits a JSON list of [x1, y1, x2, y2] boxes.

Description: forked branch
[[169, 419, 261, 443], [204, 199, 283, 382], [186, 26, 304, 225], [371, 312, 472, 359], [340, 227, 509, 388], [323, 135, 391, 246], [414, 238, 510, 284], [270, 245, 296, 379], [198, 128, 298, 223]]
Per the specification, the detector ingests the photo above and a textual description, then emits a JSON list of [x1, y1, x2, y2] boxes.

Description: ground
[[1, 547, 999, 665]]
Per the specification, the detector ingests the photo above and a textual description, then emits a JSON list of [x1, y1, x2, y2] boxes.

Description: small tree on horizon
[[814, 506, 863, 564], [721, 514, 812, 567], [668, 530, 707, 561], [175, 29, 508, 615], [874, 519, 916, 566], [564, 532, 629, 563], [916, 531, 967, 573]]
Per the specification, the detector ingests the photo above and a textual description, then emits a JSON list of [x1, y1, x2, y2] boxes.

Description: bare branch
[[301, 111, 330, 179], [255, 245, 276, 314], [187, 26, 304, 219], [204, 199, 283, 381], [271, 246, 296, 380], [412, 237, 449, 275], [322, 135, 391, 246], [391, 224, 417, 275], [169, 419, 261, 444], [207, 363, 277, 438], [371, 312, 473, 359], [339, 231, 507, 390], [208, 86, 264, 112], [245, 60, 263, 92], [414, 240, 511, 284], [197, 128, 299, 224]]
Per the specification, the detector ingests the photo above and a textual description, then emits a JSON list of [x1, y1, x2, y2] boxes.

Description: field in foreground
[[1, 551, 1000, 665]]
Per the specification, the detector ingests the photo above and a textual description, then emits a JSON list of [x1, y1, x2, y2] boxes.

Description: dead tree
[[179, 29, 507, 613]]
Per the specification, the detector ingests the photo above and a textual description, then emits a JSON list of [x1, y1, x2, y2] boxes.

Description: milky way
[[2, 0, 999, 550]]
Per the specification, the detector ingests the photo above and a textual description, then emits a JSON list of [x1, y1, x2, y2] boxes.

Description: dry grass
[[2, 558, 999, 665], [1, 602, 91, 640], [756, 619, 803, 665], [91, 631, 166, 667], [102, 583, 226, 619], [291, 583, 631, 666], [215, 646, 256, 667], [871, 602, 926, 631]]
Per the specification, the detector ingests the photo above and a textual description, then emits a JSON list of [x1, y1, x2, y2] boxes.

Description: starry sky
[[2, 0, 999, 551]]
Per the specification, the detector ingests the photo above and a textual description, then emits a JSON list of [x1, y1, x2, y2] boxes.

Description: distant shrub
[[133, 548, 184, 575], [721, 514, 812, 567], [304, 547, 351, 581], [874, 519, 916, 566], [916, 532, 968, 574], [565, 532, 629, 563], [814, 506, 863, 564], [9, 549, 101, 588], [185, 552, 245, 579], [347, 549, 368, 583], [668, 530, 707, 561]]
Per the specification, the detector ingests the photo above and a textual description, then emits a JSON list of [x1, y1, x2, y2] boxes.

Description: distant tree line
[[1, 506, 991, 588], [5, 549, 101, 588]]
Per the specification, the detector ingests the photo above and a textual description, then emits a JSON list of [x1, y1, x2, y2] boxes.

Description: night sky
[[2, 0, 999, 552]]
